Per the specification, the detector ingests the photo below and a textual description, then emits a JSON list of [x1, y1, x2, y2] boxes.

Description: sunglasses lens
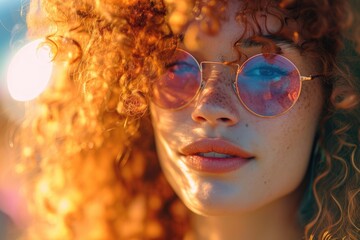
[[237, 54, 301, 117], [153, 49, 201, 109]]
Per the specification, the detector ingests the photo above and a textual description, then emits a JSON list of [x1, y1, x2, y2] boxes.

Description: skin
[[151, 1, 324, 239]]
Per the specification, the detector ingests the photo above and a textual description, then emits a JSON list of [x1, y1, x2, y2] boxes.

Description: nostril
[[194, 116, 207, 122], [191, 100, 239, 125], [219, 117, 231, 123], [193, 115, 234, 124]]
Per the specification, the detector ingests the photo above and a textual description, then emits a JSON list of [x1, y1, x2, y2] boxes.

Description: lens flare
[[7, 39, 53, 101]]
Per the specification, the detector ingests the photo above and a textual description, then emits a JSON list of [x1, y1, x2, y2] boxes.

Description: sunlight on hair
[[15, 164, 25, 174], [58, 198, 74, 215], [37, 180, 50, 196], [7, 39, 53, 101]]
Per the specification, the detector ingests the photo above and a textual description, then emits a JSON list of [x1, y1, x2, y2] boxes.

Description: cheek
[[250, 81, 323, 188], [150, 104, 192, 145], [275, 82, 323, 149]]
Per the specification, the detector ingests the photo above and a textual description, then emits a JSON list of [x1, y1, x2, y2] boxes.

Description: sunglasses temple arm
[[300, 74, 324, 82]]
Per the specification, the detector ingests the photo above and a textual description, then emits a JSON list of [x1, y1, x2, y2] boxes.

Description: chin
[[182, 198, 253, 217], [181, 198, 226, 216], [177, 189, 253, 217]]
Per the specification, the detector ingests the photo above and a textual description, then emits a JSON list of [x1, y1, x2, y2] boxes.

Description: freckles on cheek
[[301, 82, 323, 108], [278, 84, 321, 141], [297, 85, 312, 111]]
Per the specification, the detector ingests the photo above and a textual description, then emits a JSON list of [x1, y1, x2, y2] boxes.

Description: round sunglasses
[[152, 49, 322, 117]]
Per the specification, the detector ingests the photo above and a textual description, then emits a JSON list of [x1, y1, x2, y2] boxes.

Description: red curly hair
[[14, 0, 360, 239]]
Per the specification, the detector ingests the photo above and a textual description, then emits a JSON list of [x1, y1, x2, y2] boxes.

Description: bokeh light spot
[[7, 39, 53, 101]]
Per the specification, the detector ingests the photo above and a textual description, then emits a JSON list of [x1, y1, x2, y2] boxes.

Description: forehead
[[181, 0, 299, 57]]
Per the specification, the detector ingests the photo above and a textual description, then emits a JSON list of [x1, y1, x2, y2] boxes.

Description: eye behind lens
[[152, 49, 201, 109], [236, 54, 301, 117]]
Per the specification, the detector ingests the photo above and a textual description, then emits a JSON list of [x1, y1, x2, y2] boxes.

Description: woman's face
[[150, 1, 324, 216]]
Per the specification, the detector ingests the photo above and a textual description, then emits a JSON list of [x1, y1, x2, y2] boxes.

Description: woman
[[16, 0, 359, 239]]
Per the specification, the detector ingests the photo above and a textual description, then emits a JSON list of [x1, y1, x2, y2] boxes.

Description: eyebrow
[[240, 34, 300, 49]]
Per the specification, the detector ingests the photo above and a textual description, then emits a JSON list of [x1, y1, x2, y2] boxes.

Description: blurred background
[[0, 0, 29, 238], [1, 0, 28, 105], [1, 0, 28, 95]]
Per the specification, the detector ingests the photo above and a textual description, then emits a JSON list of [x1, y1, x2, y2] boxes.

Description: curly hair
[[15, 0, 360, 239]]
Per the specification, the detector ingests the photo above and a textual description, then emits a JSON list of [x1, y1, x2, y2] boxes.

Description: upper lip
[[180, 138, 254, 159]]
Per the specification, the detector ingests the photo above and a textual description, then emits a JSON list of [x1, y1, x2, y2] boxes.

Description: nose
[[191, 62, 240, 126]]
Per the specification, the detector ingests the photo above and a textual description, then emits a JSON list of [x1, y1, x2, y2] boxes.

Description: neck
[[190, 189, 304, 240]]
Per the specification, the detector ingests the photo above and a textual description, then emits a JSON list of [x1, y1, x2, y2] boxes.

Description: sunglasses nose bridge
[[200, 62, 238, 87], [198, 62, 240, 101], [195, 62, 241, 103]]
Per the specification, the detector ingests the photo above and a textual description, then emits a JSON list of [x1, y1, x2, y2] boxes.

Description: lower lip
[[184, 155, 251, 173]]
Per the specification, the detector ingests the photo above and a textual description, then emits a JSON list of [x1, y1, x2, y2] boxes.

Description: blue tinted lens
[[237, 54, 301, 117], [153, 49, 201, 109]]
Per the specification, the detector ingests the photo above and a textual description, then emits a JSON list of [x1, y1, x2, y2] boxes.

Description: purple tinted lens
[[153, 49, 201, 109], [236, 54, 301, 117]]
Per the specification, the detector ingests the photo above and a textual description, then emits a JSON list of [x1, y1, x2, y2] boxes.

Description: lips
[[180, 138, 254, 173]]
